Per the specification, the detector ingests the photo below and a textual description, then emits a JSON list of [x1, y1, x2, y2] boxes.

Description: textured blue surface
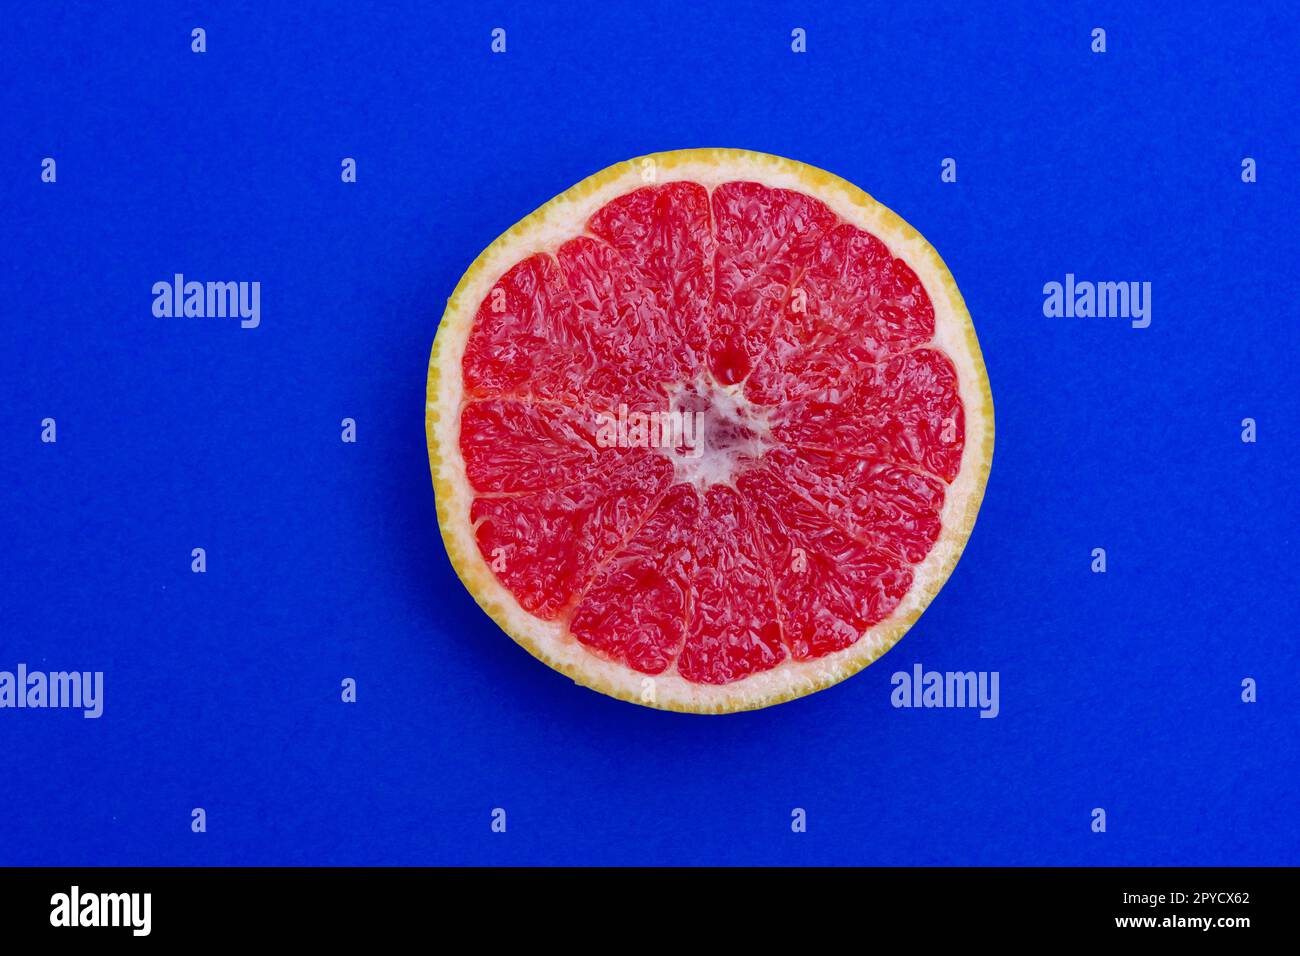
[[1, 1, 1297, 866]]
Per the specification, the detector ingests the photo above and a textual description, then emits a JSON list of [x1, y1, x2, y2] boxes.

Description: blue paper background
[[1, 1, 1297, 866]]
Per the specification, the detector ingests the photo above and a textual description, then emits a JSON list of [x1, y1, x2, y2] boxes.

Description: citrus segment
[[771, 348, 966, 482], [762, 446, 945, 565], [744, 222, 935, 406], [469, 452, 672, 619], [708, 181, 838, 385], [738, 464, 913, 660], [461, 254, 582, 402], [577, 181, 713, 390], [460, 399, 607, 493], [678, 486, 786, 684], [569, 483, 698, 674]]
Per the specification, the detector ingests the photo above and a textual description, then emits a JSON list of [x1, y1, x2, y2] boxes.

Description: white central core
[[662, 379, 773, 489]]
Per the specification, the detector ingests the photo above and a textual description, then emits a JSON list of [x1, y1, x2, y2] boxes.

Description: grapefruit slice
[[427, 149, 993, 713]]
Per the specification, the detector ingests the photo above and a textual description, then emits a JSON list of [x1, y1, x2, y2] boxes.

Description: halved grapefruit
[[427, 149, 993, 713]]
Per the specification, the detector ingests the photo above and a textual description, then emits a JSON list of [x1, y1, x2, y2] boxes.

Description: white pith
[[662, 378, 772, 490], [427, 149, 995, 714]]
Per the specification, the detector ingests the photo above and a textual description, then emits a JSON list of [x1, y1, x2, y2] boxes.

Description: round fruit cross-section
[[427, 149, 993, 713]]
